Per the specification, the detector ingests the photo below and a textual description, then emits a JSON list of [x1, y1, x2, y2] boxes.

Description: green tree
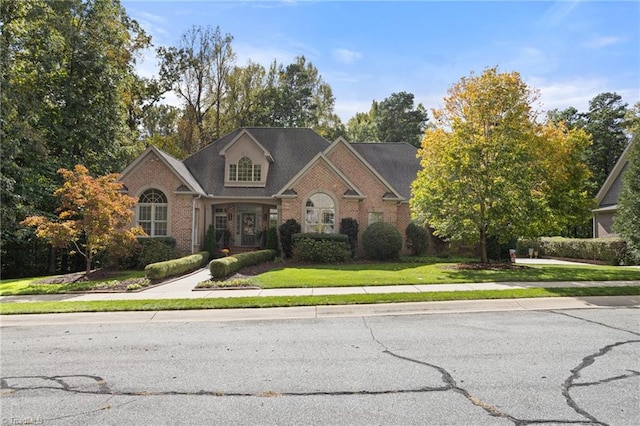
[[376, 92, 429, 146], [1, 0, 150, 277], [346, 111, 379, 142], [411, 67, 591, 263], [546, 106, 584, 129], [614, 104, 640, 261], [22, 165, 142, 275], [583, 92, 630, 195]]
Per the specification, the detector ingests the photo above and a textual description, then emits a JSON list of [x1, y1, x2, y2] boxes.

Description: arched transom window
[[229, 157, 261, 182], [137, 189, 168, 236], [305, 193, 335, 233]]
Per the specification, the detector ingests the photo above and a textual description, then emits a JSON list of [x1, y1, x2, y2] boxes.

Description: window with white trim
[[137, 189, 168, 236], [229, 157, 261, 182], [305, 193, 335, 233], [368, 212, 383, 226]]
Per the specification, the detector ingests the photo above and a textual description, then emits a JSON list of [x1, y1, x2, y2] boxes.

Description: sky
[[122, 0, 640, 123]]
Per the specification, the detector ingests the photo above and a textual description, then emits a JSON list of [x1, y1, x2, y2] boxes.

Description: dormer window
[[229, 157, 261, 182]]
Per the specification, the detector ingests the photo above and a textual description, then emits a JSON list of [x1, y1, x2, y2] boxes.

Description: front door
[[241, 213, 256, 246]]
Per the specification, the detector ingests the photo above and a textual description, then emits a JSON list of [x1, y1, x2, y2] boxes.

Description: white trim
[[219, 129, 274, 161], [595, 141, 633, 204], [274, 153, 365, 198], [120, 146, 205, 195]]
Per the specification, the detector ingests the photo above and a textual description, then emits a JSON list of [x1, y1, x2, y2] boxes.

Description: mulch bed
[[32, 269, 151, 292]]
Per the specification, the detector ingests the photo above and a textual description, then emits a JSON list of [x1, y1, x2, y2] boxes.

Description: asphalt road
[[1, 307, 639, 425]]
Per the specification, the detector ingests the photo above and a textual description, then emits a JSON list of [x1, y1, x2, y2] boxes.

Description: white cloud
[[334, 99, 372, 123], [584, 36, 624, 49], [234, 42, 298, 68], [527, 76, 639, 114], [333, 48, 362, 64]]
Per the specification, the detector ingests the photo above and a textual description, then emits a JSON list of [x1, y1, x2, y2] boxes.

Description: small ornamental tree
[[22, 165, 142, 275]]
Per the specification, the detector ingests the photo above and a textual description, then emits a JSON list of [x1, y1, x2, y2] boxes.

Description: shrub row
[[209, 249, 276, 279], [145, 251, 210, 280], [517, 237, 631, 265], [292, 234, 351, 263]]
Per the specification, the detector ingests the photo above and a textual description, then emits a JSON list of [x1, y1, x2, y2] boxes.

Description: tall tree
[[583, 92, 629, 195], [158, 25, 235, 148], [1, 0, 150, 277], [614, 103, 640, 262], [346, 111, 379, 142], [222, 61, 269, 132], [376, 92, 428, 146], [547, 106, 584, 129], [411, 67, 591, 263]]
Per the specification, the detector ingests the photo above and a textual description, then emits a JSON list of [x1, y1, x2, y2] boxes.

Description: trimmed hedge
[[145, 251, 210, 280], [517, 237, 632, 265], [209, 249, 277, 279], [292, 233, 351, 263]]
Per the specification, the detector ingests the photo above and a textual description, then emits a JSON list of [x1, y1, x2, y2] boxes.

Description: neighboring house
[[120, 127, 421, 255], [592, 141, 633, 238]]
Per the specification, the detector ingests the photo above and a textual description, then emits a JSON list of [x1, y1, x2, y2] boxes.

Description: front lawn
[[0, 270, 149, 296], [250, 263, 640, 288], [1, 286, 639, 315]]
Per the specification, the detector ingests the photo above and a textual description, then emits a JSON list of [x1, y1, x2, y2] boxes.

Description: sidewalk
[[1, 261, 639, 303]]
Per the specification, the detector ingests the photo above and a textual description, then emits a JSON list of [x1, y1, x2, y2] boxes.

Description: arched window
[[229, 157, 262, 182], [238, 157, 253, 181], [305, 193, 335, 233], [137, 189, 168, 236]]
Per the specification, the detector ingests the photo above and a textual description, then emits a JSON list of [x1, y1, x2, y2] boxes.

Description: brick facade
[[121, 132, 418, 256], [121, 151, 196, 254]]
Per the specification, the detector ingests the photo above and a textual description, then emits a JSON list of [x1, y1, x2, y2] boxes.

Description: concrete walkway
[[1, 257, 638, 304]]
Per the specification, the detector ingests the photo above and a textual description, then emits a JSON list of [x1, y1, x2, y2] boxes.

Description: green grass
[[0, 270, 147, 296], [253, 263, 640, 288], [1, 286, 638, 315]]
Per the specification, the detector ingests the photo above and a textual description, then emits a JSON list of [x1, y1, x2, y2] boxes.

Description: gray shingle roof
[[183, 128, 330, 197], [350, 143, 421, 199]]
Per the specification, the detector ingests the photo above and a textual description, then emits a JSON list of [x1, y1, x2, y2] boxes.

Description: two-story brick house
[[120, 127, 421, 255]]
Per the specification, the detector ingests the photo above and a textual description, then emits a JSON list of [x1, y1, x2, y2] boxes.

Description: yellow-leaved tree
[[22, 165, 143, 275], [411, 67, 592, 263]]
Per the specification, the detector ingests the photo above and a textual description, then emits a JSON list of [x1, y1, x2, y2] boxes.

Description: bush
[[292, 234, 351, 263], [279, 219, 301, 258], [266, 226, 279, 254], [209, 249, 276, 279], [339, 218, 359, 257], [405, 222, 430, 256], [362, 222, 403, 260], [516, 237, 633, 265], [136, 237, 178, 268], [145, 251, 210, 280]]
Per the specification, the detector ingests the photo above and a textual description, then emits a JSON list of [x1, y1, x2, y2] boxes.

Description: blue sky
[[122, 0, 640, 123]]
